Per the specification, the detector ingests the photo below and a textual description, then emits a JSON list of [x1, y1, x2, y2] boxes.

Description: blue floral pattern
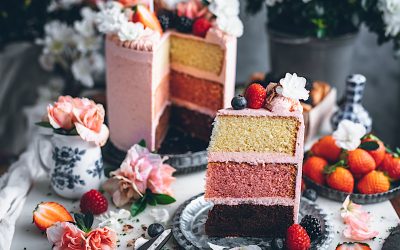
[[87, 158, 103, 179], [51, 146, 86, 190]]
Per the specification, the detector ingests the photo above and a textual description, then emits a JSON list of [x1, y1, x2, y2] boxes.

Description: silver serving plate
[[173, 194, 333, 249]]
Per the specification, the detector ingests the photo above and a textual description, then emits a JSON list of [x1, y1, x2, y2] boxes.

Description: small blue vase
[[331, 74, 372, 132]]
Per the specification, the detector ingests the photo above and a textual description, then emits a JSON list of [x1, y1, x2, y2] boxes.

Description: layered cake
[[98, 0, 243, 151], [205, 73, 309, 237]]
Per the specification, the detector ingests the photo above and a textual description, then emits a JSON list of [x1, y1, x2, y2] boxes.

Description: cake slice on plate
[[205, 73, 309, 237]]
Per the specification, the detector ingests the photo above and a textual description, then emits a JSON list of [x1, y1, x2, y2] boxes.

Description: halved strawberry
[[336, 242, 371, 250], [132, 5, 163, 34], [33, 202, 73, 231]]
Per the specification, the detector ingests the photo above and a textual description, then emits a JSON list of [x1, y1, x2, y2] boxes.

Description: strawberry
[[303, 156, 328, 185], [286, 224, 311, 250], [325, 164, 354, 193], [357, 170, 390, 194], [310, 135, 341, 163], [80, 189, 108, 215], [192, 17, 212, 37], [361, 136, 385, 165], [347, 149, 376, 176], [244, 83, 267, 109], [33, 202, 73, 231], [336, 242, 371, 250], [132, 5, 163, 34], [379, 152, 400, 181]]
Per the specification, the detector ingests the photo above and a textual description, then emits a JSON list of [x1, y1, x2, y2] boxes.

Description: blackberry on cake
[[300, 215, 322, 241], [157, 10, 174, 31], [176, 16, 194, 33]]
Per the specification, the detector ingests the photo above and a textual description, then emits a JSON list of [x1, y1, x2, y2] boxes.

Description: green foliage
[[130, 189, 176, 217], [74, 213, 94, 233]]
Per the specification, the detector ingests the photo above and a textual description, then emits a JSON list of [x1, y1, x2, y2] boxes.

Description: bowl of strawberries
[[303, 120, 400, 204]]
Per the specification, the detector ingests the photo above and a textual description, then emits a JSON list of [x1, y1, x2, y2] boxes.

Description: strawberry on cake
[[205, 73, 309, 237], [97, 0, 243, 151]]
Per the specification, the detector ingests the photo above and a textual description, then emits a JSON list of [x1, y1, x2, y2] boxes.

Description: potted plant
[[245, 0, 400, 89]]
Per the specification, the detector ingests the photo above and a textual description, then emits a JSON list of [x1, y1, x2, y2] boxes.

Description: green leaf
[[153, 194, 176, 205], [146, 195, 158, 206], [35, 121, 52, 128], [130, 197, 147, 217], [138, 139, 147, 148], [74, 213, 93, 233], [359, 141, 379, 151]]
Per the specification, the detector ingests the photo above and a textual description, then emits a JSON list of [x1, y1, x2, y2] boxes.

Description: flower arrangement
[[38, 95, 109, 146], [245, 0, 400, 55], [47, 213, 118, 250], [36, 0, 105, 89], [103, 142, 176, 216]]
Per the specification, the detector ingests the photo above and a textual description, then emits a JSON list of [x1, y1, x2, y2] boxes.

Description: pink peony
[[47, 222, 86, 250], [177, 0, 208, 19], [103, 144, 175, 207], [47, 96, 75, 130], [86, 227, 117, 250]]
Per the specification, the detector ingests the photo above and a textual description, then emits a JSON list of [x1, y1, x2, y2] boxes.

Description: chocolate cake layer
[[155, 105, 171, 150], [205, 162, 297, 199], [171, 105, 213, 141], [205, 204, 294, 237], [170, 70, 223, 111]]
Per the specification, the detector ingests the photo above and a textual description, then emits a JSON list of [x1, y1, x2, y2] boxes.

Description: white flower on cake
[[96, 1, 126, 34], [332, 120, 366, 151], [378, 0, 400, 36], [216, 15, 244, 37], [118, 20, 149, 42], [279, 73, 309, 101]]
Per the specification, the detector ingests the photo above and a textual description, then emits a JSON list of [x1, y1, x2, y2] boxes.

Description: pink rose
[[103, 176, 142, 207], [86, 227, 117, 250], [148, 164, 176, 196], [47, 222, 86, 250], [47, 96, 75, 130], [73, 98, 109, 146]]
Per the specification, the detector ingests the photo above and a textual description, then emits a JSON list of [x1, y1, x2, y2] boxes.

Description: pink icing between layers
[[171, 97, 216, 117], [206, 197, 295, 206], [208, 107, 305, 223]]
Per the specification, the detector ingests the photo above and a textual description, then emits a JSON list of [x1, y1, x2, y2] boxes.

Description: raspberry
[[192, 17, 212, 37], [286, 224, 311, 250], [80, 189, 108, 215]]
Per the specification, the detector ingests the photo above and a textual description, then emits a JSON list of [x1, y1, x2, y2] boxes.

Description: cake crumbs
[[141, 224, 148, 231], [126, 239, 136, 247], [122, 224, 134, 233]]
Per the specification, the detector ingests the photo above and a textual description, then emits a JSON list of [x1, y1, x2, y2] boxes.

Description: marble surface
[[11, 169, 400, 250]]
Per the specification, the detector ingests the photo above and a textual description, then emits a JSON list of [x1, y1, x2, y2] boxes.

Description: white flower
[[72, 53, 103, 87], [279, 73, 309, 100], [47, 0, 83, 12], [208, 0, 240, 17], [265, 0, 283, 7], [333, 120, 367, 151], [378, 0, 400, 36], [118, 20, 146, 41], [36, 21, 75, 55], [96, 1, 126, 34], [216, 15, 244, 37], [149, 208, 170, 224], [98, 209, 131, 231]]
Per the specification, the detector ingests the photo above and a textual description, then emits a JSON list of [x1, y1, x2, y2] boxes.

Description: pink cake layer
[[206, 197, 295, 206], [205, 162, 297, 199]]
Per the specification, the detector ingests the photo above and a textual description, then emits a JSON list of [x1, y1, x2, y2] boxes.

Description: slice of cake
[[205, 73, 309, 238], [99, 0, 243, 151]]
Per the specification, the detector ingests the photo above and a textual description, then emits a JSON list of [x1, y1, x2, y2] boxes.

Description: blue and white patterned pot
[[331, 74, 372, 132], [36, 134, 104, 199]]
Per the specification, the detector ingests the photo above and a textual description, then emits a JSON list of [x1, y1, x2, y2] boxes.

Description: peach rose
[[103, 175, 142, 207], [148, 164, 176, 196], [47, 222, 86, 250], [86, 227, 117, 250], [47, 96, 75, 130], [73, 98, 109, 146]]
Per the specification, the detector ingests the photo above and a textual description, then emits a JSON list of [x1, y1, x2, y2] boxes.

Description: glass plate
[[172, 194, 333, 249]]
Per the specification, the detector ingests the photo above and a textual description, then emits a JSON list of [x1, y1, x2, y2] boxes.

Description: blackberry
[[300, 215, 322, 241], [231, 95, 247, 110], [147, 223, 164, 238], [303, 188, 318, 201], [176, 16, 194, 33], [157, 10, 173, 31]]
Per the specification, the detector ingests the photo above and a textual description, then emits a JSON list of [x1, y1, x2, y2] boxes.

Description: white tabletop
[[11, 168, 400, 250]]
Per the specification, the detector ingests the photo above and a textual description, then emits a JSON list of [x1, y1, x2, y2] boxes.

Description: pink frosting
[[109, 31, 161, 52], [208, 197, 295, 206]]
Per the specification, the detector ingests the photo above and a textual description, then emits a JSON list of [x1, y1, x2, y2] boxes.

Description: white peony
[[216, 15, 244, 37], [333, 120, 367, 151], [279, 73, 309, 100], [378, 0, 400, 36], [96, 1, 126, 34], [265, 0, 283, 7], [208, 0, 240, 17], [118, 20, 146, 41]]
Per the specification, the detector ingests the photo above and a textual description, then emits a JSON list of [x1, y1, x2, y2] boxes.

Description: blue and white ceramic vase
[[331, 74, 372, 132], [36, 134, 104, 199]]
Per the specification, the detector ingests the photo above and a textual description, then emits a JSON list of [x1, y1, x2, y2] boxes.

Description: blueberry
[[303, 189, 318, 201], [147, 223, 164, 238], [231, 95, 247, 110], [271, 238, 284, 250]]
